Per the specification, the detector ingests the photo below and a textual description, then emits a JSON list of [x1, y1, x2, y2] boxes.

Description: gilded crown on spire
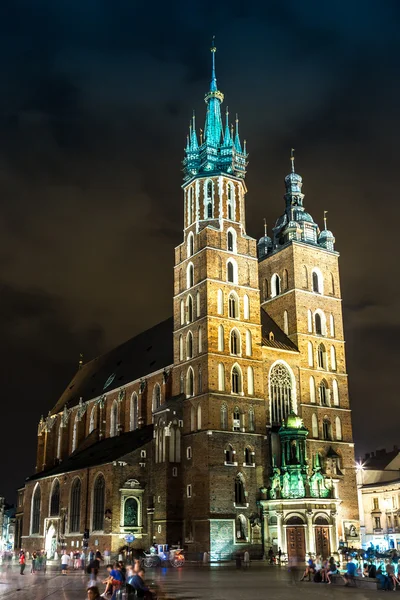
[[183, 41, 248, 181]]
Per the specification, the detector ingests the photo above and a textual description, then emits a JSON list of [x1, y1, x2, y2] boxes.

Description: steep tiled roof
[[260, 308, 298, 352], [51, 317, 173, 414], [28, 425, 154, 481]]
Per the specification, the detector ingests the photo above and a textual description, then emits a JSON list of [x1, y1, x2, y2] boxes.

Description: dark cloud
[[0, 0, 399, 499]]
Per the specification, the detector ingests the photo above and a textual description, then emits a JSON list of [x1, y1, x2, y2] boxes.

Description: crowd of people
[[87, 559, 155, 600]]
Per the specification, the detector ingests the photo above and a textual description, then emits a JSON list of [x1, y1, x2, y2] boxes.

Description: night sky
[[1, 0, 399, 501]]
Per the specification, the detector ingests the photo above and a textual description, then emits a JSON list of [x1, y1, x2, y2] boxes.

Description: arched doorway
[[314, 516, 330, 557], [45, 522, 57, 559], [286, 516, 305, 562]]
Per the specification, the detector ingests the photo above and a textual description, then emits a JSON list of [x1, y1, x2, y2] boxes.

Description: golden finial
[[290, 148, 295, 173], [211, 35, 216, 52], [263, 218, 267, 236], [324, 210, 328, 231]]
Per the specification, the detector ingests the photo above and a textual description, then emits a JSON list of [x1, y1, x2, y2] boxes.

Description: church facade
[[18, 45, 359, 561]]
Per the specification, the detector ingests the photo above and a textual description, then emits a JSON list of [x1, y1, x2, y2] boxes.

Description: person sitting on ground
[[343, 559, 357, 586], [102, 564, 124, 598], [300, 556, 315, 581], [130, 568, 154, 599], [87, 586, 102, 600], [325, 556, 338, 584]]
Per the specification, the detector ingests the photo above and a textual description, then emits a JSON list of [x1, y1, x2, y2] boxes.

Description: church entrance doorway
[[286, 517, 306, 562], [314, 517, 330, 558]]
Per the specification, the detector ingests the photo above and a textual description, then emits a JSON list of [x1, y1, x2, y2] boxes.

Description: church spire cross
[[290, 147, 295, 173], [210, 36, 217, 92], [324, 210, 328, 230]]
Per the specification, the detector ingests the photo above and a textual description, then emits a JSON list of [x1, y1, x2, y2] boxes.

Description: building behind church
[[16, 44, 359, 561]]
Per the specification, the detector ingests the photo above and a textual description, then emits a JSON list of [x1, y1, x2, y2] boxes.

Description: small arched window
[[330, 345, 337, 370], [322, 418, 332, 441], [198, 327, 203, 353], [179, 334, 183, 361], [319, 380, 330, 406], [245, 447, 254, 466], [309, 376, 316, 403], [312, 269, 324, 294], [92, 474, 105, 531], [70, 478, 81, 533], [233, 408, 241, 431], [227, 228, 237, 253], [206, 180, 213, 218], [307, 309, 313, 333], [232, 365, 242, 394], [218, 363, 225, 391], [217, 289, 223, 315], [153, 384, 161, 411], [317, 343, 327, 369], [187, 232, 194, 257], [31, 485, 41, 535], [218, 325, 224, 352], [228, 292, 239, 319], [50, 480, 60, 517], [227, 259, 237, 283], [283, 310, 289, 335], [247, 366, 254, 396], [332, 379, 339, 406], [308, 341, 314, 367], [110, 400, 118, 437], [228, 231, 234, 252], [225, 444, 234, 463], [312, 413, 318, 438], [186, 295, 193, 323], [180, 300, 185, 325], [187, 263, 194, 289], [271, 274, 280, 297], [227, 183, 235, 220], [335, 416, 342, 441], [315, 313, 322, 335], [130, 393, 138, 431], [234, 475, 246, 506], [230, 329, 240, 355], [186, 367, 194, 397], [243, 294, 249, 319], [282, 269, 288, 291], [196, 290, 201, 317], [221, 404, 228, 429], [312, 271, 320, 293], [186, 331, 193, 359], [245, 330, 252, 356], [197, 405, 202, 430], [190, 406, 195, 431], [330, 314, 335, 337], [248, 406, 255, 432]]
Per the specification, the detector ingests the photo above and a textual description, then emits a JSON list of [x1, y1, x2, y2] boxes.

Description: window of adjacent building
[[218, 363, 225, 391], [373, 497, 379, 510], [233, 409, 241, 431], [187, 484, 192, 498], [230, 329, 240, 355], [269, 362, 293, 425], [228, 292, 239, 318], [231, 365, 242, 394], [225, 444, 235, 464], [374, 517, 381, 529], [244, 447, 254, 466], [31, 485, 41, 535], [70, 478, 81, 533], [50, 480, 60, 517], [271, 273, 280, 297], [322, 418, 332, 441], [92, 475, 105, 531], [234, 475, 246, 506]]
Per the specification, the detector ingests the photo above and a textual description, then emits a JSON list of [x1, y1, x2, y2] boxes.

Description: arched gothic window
[[217, 289, 223, 315], [315, 313, 322, 335], [186, 367, 194, 397], [218, 325, 224, 351], [130, 393, 138, 431], [227, 259, 237, 283], [283, 310, 289, 335], [221, 404, 227, 429], [322, 418, 332, 441], [309, 376, 316, 403], [197, 405, 202, 430], [247, 366, 254, 395], [231, 365, 242, 394], [186, 295, 193, 323], [245, 447, 254, 465], [230, 329, 240, 355], [312, 413, 318, 438], [335, 416, 342, 441], [245, 330, 252, 356], [317, 343, 327, 369], [234, 475, 246, 506], [50, 480, 60, 517], [180, 372, 184, 394], [196, 291, 201, 317], [180, 300, 185, 325], [190, 406, 195, 431], [225, 444, 234, 463], [264, 279, 269, 301], [187, 263, 194, 289], [70, 478, 81, 533], [218, 363, 225, 391], [198, 327, 203, 353], [312, 269, 323, 294], [31, 485, 41, 535], [110, 400, 118, 437], [227, 183, 235, 220], [269, 363, 293, 425], [233, 408, 241, 431], [206, 180, 213, 218], [332, 379, 339, 406], [179, 335, 183, 361], [89, 406, 96, 434], [330, 345, 337, 370], [153, 384, 161, 411], [236, 514, 248, 540], [124, 497, 138, 527], [186, 331, 193, 359], [227, 231, 234, 251], [228, 293, 239, 318], [308, 341, 314, 367], [271, 274, 280, 297], [187, 232, 194, 257], [243, 294, 249, 319], [318, 380, 330, 406], [312, 271, 320, 293], [248, 406, 255, 432], [92, 474, 105, 531]]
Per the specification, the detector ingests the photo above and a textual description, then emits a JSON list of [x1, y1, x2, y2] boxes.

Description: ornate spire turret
[[183, 41, 248, 181]]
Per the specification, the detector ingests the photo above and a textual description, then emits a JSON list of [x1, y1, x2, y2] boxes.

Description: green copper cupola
[[183, 40, 248, 181]]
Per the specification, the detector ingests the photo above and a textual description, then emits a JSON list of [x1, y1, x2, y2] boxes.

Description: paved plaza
[[0, 564, 391, 600]]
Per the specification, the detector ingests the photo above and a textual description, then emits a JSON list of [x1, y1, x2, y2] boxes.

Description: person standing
[[61, 551, 69, 575], [19, 551, 26, 575], [277, 548, 282, 565], [81, 550, 87, 573], [31, 551, 37, 574]]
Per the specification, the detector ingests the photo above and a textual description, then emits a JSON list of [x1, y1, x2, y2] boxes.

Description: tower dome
[[257, 220, 273, 259]]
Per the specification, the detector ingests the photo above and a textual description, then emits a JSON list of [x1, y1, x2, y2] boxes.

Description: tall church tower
[[172, 43, 266, 554], [257, 152, 358, 544]]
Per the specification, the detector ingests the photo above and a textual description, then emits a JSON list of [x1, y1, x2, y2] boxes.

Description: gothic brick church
[[17, 44, 359, 561]]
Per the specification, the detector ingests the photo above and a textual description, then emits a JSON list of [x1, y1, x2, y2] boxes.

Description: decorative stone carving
[[97, 395, 106, 409], [139, 379, 147, 394], [61, 405, 70, 427], [77, 398, 87, 420], [118, 389, 125, 402], [122, 479, 141, 489]]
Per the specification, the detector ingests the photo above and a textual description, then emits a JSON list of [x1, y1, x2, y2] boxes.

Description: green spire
[[190, 112, 198, 151], [223, 107, 232, 146], [234, 115, 242, 152]]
